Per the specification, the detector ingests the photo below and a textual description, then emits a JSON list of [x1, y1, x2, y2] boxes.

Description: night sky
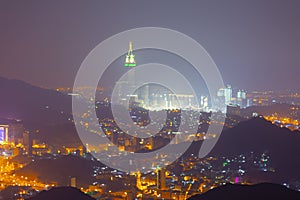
[[0, 0, 299, 91]]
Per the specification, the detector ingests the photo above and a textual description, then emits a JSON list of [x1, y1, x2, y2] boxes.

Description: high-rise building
[[224, 85, 233, 105], [247, 98, 253, 107], [237, 89, 247, 108], [70, 177, 76, 188], [237, 89, 246, 99], [0, 118, 24, 144], [115, 42, 137, 106], [217, 85, 232, 109], [217, 88, 225, 97], [200, 95, 209, 111], [23, 131, 32, 155], [0, 125, 8, 143], [157, 168, 167, 190]]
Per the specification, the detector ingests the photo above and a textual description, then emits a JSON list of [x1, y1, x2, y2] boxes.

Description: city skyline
[[0, 1, 300, 199]]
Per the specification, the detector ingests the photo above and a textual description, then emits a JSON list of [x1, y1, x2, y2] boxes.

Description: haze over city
[[0, 1, 300, 200], [0, 0, 299, 91]]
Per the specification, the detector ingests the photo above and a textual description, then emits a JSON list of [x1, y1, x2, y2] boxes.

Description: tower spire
[[128, 41, 133, 55]]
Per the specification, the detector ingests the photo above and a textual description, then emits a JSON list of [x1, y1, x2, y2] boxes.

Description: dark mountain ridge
[[28, 186, 95, 200], [209, 117, 300, 179], [0, 77, 72, 126], [188, 183, 300, 200]]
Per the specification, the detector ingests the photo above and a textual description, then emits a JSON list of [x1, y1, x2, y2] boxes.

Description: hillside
[[188, 183, 300, 200], [28, 187, 95, 200], [0, 77, 72, 126], [209, 117, 300, 179]]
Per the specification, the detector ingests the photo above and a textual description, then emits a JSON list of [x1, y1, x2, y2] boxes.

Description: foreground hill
[[209, 117, 300, 180], [28, 187, 95, 200], [16, 155, 104, 188], [188, 183, 300, 200]]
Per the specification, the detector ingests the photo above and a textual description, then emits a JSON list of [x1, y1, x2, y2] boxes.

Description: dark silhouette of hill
[[0, 77, 82, 146], [0, 186, 38, 200], [16, 155, 104, 188], [188, 183, 300, 200], [209, 117, 300, 180], [0, 77, 72, 126], [28, 187, 95, 200]]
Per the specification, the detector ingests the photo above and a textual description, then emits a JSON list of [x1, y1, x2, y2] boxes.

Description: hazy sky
[[0, 0, 299, 91]]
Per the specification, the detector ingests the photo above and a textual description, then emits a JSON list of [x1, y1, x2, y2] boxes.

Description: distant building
[[236, 89, 247, 108], [32, 142, 50, 156], [200, 95, 209, 111], [217, 88, 225, 97], [0, 118, 24, 144], [157, 168, 167, 190], [216, 85, 234, 112], [124, 41, 136, 67], [70, 177, 76, 188], [224, 85, 233, 105], [247, 98, 253, 107], [64, 145, 85, 156], [23, 131, 32, 155], [0, 125, 9, 143], [217, 86, 251, 111], [217, 85, 233, 106], [237, 89, 246, 99]]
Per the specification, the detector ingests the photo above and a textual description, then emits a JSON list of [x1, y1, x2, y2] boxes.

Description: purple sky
[[0, 0, 299, 91]]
